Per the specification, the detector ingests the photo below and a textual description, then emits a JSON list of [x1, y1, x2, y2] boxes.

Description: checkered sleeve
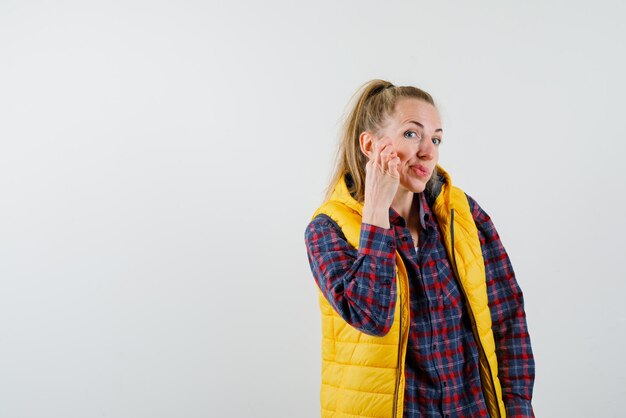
[[467, 194, 536, 418], [304, 214, 397, 336]]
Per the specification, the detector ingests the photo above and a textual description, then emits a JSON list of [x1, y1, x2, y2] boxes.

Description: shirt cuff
[[505, 400, 534, 418], [358, 223, 396, 259]]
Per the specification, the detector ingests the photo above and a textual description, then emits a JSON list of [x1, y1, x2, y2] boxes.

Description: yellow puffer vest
[[312, 167, 506, 418]]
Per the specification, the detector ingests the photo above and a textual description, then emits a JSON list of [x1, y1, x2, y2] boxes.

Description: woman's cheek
[[397, 150, 410, 165]]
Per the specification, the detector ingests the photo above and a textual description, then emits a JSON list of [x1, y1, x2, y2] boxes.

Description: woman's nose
[[417, 138, 435, 160]]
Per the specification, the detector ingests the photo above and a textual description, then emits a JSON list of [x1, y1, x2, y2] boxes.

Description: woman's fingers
[[376, 143, 389, 173], [367, 136, 398, 175], [369, 139, 380, 164], [388, 155, 401, 178], [363, 136, 400, 215], [378, 139, 397, 172], [379, 146, 390, 170]]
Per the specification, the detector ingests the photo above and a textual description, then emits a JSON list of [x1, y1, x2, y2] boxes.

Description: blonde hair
[[325, 79, 439, 202]]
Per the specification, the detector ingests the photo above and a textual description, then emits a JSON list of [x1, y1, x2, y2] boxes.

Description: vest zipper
[[392, 291, 402, 418], [449, 209, 500, 418]]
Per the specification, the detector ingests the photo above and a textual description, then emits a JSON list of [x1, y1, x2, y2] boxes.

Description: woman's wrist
[[362, 204, 390, 229]]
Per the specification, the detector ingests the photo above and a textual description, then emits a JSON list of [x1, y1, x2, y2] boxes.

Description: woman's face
[[372, 98, 443, 194]]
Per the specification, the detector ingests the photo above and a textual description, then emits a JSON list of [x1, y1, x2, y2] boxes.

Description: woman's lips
[[410, 165, 429, 177]]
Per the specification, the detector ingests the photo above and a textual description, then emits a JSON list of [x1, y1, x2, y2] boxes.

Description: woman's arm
[[304, 214, 397, 336], [467, 194, 536, 418]]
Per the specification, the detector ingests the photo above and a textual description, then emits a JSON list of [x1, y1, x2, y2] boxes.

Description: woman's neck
[[391, 188, 420, 228]]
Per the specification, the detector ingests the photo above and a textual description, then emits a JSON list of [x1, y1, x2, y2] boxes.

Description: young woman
[[305, 80, 535, 418]]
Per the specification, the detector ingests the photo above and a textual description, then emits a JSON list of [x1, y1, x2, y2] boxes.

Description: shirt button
[[433, 344, 437, 350], [401, 236, 408, 242], [443, 382, 447, 387], [386, 240, 393, 247]]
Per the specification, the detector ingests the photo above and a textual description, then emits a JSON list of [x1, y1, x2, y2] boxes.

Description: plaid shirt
[[305, 192, 535, 418]]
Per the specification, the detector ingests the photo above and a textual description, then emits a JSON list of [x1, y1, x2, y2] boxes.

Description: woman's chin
[[399, 180, 427, 194]]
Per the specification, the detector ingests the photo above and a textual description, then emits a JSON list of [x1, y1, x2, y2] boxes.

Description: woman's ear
[[359, 131, 375, 160]]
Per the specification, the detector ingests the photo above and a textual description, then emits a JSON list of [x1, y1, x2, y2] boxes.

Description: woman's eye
[[404, 130, 421, 140], [432, 138, 442, 145]]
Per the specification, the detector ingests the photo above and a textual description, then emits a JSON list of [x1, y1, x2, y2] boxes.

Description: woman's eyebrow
[[406, 120, 443, 133]]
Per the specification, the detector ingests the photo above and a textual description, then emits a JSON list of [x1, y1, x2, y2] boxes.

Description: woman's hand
[[362, 137, 401, 229]]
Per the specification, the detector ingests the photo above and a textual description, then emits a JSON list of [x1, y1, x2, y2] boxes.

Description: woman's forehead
[[390, 98, 441, 128]]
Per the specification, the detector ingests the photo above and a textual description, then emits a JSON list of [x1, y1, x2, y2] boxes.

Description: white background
[[1, 1, 625, 417]]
